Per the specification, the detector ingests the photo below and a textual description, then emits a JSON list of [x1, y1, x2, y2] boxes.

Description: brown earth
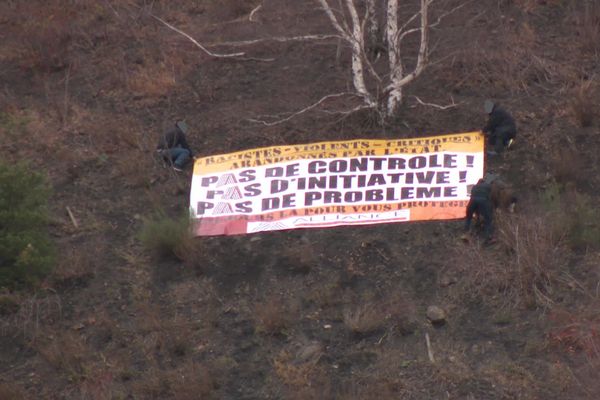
[[1, 0, 600, 399]]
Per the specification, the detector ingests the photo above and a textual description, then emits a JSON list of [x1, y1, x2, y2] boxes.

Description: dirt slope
[[1, 0, 600, 399]]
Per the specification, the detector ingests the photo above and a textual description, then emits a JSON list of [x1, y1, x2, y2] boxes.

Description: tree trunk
[[386, 0, 402, 116], [366, 0, 378, 49], [386, 0, 430, 117], [345, 0, 374, 105]]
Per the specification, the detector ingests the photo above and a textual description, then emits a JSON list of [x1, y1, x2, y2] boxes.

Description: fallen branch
[[66, 206, 79, 229], [207, 34, 341, 47], [425, 332, 435, 363], [249, 4, 262, 22], [248, 92, 365, 126], [151, 14, 245, 58], [410, 95, 460, 110]]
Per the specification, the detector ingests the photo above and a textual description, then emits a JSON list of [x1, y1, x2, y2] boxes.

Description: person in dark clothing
[[464, 178, 494, 241], [483, 100, 516, 155], [157, 121, 194, 171]]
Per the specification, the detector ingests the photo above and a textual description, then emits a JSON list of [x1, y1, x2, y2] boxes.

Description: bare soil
[[1, 0, 600, 399]]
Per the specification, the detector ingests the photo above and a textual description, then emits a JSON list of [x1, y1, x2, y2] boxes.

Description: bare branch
[[317, 0, 352, 41], [151, 14, 245, 58], [345, 0, 376, 105], [247, 92, 366, 126], [388, 0, 430, 89], [398, 6, 422, 35], [359, 0, 382, 83], [249, 4, 262, 22], [207, 34, 341, 47], [398, 27, 420, 42], [429, 1, 469, 29], [410, 95, 461, 110]]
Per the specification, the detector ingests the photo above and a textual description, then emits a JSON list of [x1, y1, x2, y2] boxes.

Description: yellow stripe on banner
[[194, 131, 484, 174]]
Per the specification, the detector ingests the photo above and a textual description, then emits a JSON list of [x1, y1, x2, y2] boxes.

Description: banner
[[190, 132, 484, 236]]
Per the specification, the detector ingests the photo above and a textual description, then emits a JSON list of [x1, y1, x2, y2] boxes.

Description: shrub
[[254, 295, 291, 336], [497, 214, 566, 307], [139, 212, 192, 259], [0, 162, 55, 289], [343, 302, 386, 336]]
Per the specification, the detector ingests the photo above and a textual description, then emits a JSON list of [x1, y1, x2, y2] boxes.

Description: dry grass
[[35, 331, 90, 381], [0, 382, 27, 400], [343, 301, 386, 335], [5, 292, 62, 340], [550, 144, 584, 185], [451, 213, 567, 308], [77, 370, 115, 400], [128, 63, 177, 97], [273, 348, 326, 389], [571, 2, 600, 55], [1, 1, 107, 72], [541, 185, 600, 250], [254, 295, 292, 335], [445, 21, 567, 93], [548, 303, 600, 359], [16, 7, 72, 72], [570, 80, 596, 127], [135, 304, 195, 358], [278, 243, 317, 275], [497, 214, 567, 307], [48, 241, 100, 291], [132, 361, 215, 399]]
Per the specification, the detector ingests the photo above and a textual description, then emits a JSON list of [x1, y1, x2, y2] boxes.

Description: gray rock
[[426, 305, 446, 324], [439, 275, 457, 287]]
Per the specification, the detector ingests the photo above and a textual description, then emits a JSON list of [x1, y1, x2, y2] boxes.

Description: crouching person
[[464, 178, 494, 242], [157, 121, 194, 172], [483, 100, 517, 155]]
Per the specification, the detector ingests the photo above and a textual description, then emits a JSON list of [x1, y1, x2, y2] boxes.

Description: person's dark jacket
[[157, 125, 193, 157], [470, 181, 492, 200], [465, 180, 494, 238], [483, 106, 516, 135]]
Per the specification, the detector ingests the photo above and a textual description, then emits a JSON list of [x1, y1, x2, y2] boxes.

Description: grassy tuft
[[139, 213, 192, 259], [254, 295, 292, 336]]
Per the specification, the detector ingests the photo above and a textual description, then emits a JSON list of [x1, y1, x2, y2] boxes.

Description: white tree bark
[[345, 0, 376, 106], [318, 0, 437, 119], [386, 0, 402, 115], [317, 0, 375, 106], [366, 0, 378, 49]]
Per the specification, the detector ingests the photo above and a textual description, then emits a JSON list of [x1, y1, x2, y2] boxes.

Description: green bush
[[0, 162, 55, 288], [139, 213, 191, 258]]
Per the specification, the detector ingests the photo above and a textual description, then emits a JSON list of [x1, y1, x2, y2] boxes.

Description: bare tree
[[318, 0, 460, 118], [150, 1, 460, 126]]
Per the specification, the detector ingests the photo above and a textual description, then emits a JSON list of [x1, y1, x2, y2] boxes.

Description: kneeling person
[[157, 121, 194, 172], [465, 178, 494, 241]]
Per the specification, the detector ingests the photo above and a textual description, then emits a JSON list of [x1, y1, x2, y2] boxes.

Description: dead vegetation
[[0, 382, 27, 400], [2, 0, 600, 398], [254, 294, 294, 336], [569, 80, 596, 127]]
